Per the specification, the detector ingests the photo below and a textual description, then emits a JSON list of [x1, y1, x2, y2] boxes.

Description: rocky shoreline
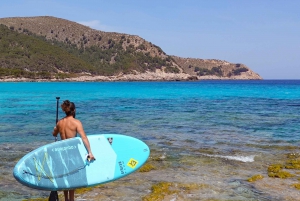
[[0, 71, 262, 82]]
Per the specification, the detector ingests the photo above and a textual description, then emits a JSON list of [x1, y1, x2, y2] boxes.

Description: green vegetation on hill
[[232, 67, 249, 75], [0, 24, 178, 79], [48, 34, 177, 75], [0, 24, 97, 78], [191, 64, 248, 77], [194, 66, 223, 76]]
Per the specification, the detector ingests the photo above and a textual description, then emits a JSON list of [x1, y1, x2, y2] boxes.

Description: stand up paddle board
[[13, 134, 150, 191]]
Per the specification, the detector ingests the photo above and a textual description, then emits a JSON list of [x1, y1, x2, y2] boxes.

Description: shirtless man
[[53, 100, 95, 201]]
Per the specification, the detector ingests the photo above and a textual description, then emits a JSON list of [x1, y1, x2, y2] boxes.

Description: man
[[53, 100, 95, 201]]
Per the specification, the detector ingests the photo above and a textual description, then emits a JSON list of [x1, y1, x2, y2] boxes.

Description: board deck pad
[[13, 134, 150, 191]]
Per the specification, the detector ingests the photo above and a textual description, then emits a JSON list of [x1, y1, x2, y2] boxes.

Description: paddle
[[49, 97, 60, 201], [55, 97, 60, 141]]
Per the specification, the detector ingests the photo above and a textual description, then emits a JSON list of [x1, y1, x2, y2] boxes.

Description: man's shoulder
[[77, 119, 83, 124], [57, 118, 63, 124], [58, 116, 82, 125], [72, 118, 82, 124], [58, 117, 66, 123]]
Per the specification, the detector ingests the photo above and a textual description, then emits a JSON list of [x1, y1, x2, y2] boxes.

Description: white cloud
[[77, 20, 112, 32]]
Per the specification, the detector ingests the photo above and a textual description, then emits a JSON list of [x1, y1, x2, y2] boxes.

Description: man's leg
[[63, 190, 69, 201], [69, 190, 75, 201]]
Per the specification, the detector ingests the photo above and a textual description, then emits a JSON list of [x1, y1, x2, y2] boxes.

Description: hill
[[0, 16, 262, 81]]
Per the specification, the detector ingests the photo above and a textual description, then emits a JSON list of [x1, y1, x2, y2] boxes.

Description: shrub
[[164, 66, 180, 73], [194, 66, 223, 76], [233, 67, 248, 75], [211, 66, 223, 76], [137, 44, 146, 50]]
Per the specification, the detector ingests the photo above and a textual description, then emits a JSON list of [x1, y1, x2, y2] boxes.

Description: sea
[[0, 80, 300, 201]]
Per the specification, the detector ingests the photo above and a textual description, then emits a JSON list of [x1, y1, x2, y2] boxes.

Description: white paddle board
[[13, 134, 150, 191]]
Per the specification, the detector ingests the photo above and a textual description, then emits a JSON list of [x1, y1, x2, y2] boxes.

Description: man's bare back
[[53, 116, 94, 161], [55, 116, 83, 140]]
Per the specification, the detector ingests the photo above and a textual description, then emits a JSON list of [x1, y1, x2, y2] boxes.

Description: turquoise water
[[1, 81, 300, 144], [1, 80, 300, 200]]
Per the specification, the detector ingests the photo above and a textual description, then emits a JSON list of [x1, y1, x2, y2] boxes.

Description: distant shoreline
[[0, 72, 262, 82]]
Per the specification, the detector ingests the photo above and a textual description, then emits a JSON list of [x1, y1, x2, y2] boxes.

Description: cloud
[[77, 20, 112, 32]]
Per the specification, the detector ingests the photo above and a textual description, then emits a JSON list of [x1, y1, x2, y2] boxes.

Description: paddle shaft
[[50, 97, 60, 200], [55, 97, 60, 141]]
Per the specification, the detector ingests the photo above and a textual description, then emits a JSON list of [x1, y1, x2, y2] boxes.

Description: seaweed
[[247, 174, 264, 182], [139, 162, 156, 172], [142, 181, 209, 201], [285, 159, 300, 170], [267, 164, 283, 173], [267, 164, 294, 179], [293, 183, 300, 190]]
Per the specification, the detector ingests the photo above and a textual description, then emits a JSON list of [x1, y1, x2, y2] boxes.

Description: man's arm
[[76, 121, 95, 160], [53, 123, 59, 137]]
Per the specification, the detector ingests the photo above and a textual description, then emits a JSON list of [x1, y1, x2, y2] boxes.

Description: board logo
[[127, 158, 138, 169], [118, 161, 126, 174], [107, 137, 113, 145], [52, 145, 76, 152]]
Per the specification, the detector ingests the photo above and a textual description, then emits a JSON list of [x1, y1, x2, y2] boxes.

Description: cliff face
[[172, 56, 262, 80], [0, 16, 262, 80]]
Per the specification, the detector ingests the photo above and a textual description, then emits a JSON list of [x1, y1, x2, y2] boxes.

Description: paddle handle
[[55, 97, 60, 142]]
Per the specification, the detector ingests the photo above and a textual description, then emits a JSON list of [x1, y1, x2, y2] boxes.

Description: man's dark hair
[[61, 100, 76, 117]]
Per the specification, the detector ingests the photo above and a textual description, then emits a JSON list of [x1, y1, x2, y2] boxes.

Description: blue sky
[[1, 0, 299, 79]]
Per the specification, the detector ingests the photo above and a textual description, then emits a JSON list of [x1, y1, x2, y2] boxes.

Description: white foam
[[201, 154, 255, 162]]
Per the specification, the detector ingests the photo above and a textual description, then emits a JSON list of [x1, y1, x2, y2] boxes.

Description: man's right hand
[[87, 153, 96, 161]]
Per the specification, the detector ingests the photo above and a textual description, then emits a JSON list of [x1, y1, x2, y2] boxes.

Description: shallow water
[[1, 80, 300, 200]]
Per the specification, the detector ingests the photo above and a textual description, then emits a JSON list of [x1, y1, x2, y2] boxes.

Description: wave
[[201, 153, 255, 162]]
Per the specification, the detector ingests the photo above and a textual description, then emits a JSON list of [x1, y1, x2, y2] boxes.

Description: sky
[[0, 0, 299, 79]]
